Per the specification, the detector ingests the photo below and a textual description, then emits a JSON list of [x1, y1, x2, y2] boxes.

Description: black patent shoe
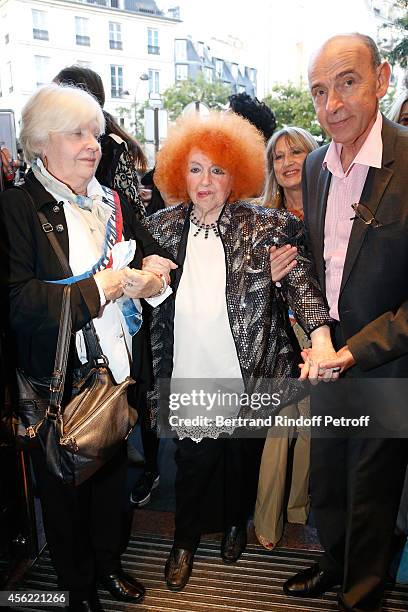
[[99, 571, 145, 603], [283, 563, 341, 597], [221, 525, 247, 563], [68, 593, 103, 611], [165, 547, 194, 591]]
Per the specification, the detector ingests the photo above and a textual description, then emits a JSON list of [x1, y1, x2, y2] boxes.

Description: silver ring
[[332, 367, 341, 373]]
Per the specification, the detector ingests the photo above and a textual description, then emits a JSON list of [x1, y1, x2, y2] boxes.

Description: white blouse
[[172, 223, 242, 381], [170, 223, 244, 439]]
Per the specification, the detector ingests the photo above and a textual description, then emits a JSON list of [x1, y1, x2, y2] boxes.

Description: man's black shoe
[[165, 547, 194, 591], [221, 525, 247, 564], [283, 563, 341, 597], [99, 571, 145, 603], [130, 471, 160, 507]]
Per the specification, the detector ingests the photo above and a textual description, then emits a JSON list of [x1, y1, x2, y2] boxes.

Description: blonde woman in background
[[254, 126, 319, 550], [263, 126, 318, 214]]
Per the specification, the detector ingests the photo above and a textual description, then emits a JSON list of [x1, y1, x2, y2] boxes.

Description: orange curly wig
[[154, 110, 265, 204]]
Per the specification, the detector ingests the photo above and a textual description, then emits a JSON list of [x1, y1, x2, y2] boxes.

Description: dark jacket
[[96, 134, 146, 222], [303, 116, 408, 377], [0, 171, 170, 392], [145, 201, 332, 426], [141, 168, 165, 217]]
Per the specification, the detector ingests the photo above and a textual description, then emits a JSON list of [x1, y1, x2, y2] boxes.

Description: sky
[[157, 0, 379, 95], [158, 0, 377, 49]]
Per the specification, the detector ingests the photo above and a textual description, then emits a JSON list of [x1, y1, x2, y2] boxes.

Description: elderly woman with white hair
[[0, 84, 174, 611]]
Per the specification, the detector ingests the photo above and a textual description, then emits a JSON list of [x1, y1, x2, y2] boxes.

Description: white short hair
[[20, 83, 105, 163]]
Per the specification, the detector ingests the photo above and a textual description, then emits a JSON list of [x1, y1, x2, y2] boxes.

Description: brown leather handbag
[[18, 285, 137, 486]]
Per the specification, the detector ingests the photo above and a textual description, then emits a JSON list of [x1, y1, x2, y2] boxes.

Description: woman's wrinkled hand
[[299, 326, 340, 385], [121, 267, 162, 299], [94, 269, 125, 301], [142, 255, 177, 285], [269, 245, 298, 282]]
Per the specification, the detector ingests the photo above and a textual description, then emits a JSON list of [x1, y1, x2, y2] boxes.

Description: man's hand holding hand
[[319, 345, 356, 375]]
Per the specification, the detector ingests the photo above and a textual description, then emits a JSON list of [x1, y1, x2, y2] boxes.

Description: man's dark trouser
[[311, 433, 407, 611], [310, 323, 408, 611]]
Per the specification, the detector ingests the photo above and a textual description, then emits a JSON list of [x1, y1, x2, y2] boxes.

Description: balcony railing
[[148, 45, 160, 55], [76, 34, 90, 46], [111, 88, 123, 98], [109, 39, 123, 50]]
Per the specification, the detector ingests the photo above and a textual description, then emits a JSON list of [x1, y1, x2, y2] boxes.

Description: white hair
[[20, 83, 105, 163]]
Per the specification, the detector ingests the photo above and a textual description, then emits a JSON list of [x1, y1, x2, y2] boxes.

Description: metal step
[[14, 532, 408, 611]]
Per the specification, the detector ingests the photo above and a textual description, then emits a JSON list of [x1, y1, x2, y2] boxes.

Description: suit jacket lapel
[[314, 165, 331, 293], [339, 118, 395, 295]]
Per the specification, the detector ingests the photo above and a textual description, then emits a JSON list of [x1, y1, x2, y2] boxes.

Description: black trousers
[[140, 424, 160, 473], [311, 435, 407, 611], [30, 444, 130, 602], [173, 436, 264, 551], [310, 323, 408, 612]]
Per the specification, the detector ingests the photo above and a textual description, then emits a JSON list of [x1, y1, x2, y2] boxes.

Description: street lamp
[[134, 73, 149, 138], [123, 73, 149, 136]]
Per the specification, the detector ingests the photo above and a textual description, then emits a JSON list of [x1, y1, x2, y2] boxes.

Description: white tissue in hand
[[111, 240, 136, 271]]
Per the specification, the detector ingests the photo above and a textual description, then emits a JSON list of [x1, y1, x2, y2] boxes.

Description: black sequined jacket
[[145, 201, 331, 426]]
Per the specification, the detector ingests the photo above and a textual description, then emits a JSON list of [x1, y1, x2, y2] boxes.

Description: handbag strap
[[48, 284, 72, 414], [37, 210, 72, 276]]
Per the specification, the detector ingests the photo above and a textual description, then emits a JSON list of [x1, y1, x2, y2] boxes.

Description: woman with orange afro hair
[[142, 110, 336, 592], [153, 110, 265, 203]]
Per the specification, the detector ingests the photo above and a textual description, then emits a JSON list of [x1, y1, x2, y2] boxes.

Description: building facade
[[0, 0, 179, 132], [174, 35, 257, 96]]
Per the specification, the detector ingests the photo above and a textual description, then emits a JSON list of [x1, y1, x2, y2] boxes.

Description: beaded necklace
[[190, 211, 220, 238]]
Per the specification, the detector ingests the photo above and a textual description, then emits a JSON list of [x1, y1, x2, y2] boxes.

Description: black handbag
[[15, 194, 137, 486]]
